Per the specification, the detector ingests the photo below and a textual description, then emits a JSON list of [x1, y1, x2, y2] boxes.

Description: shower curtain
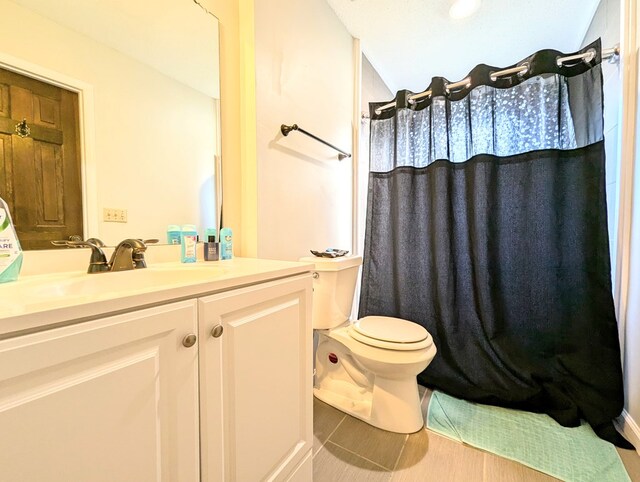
[[359, 39, 631, 448]]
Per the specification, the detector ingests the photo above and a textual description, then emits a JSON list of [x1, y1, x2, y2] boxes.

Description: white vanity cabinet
[[0, 258, 314, 482], [0, 300, 200, 482], [199, 274, 314, 482]]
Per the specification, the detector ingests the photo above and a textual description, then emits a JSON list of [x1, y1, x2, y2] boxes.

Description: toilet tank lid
[[298, 255, 362, 271]]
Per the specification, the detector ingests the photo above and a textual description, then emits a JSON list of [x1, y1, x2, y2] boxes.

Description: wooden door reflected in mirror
[[0, 67, 82, 250]]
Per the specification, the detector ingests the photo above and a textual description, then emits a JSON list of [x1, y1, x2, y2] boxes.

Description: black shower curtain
[[359, 39, 632, 448]]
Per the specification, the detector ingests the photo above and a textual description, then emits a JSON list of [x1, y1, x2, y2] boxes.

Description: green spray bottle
[[0, 197, 23, 283]]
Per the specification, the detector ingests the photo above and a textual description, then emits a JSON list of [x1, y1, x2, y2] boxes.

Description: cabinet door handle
[[211, 325, 224, 338], [182, 334, 197, 347]]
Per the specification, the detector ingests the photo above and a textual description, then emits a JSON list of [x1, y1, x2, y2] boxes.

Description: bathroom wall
[[581, 0, 622, 283], [357, 55, 394, 257], [581, 0, 640, 450], [627, 110, 640, 450], [207, 0, 242, 253], [253, 0, 354, 260], [208, 0, 259, 257], [361, 56, 395, 116], [351, 55, 394, 316], [621, 0, 640, 452], [0, 0, 218, 245]]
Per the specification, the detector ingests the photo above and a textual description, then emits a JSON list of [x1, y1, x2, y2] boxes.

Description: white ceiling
[[327, 0, 601, 94]]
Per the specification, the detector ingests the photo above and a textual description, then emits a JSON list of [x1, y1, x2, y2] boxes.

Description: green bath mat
[[426, 390, 630, 482]]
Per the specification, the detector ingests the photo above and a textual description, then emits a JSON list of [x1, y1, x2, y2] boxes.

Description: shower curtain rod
[[371, 45, 620, 115], [281, 123, 352, 160]]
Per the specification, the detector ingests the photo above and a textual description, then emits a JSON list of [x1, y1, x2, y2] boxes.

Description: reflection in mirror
[[0, 0, 220, 249]]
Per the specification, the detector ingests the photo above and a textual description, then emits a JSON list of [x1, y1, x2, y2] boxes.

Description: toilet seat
[[325, 326, 435, 365], [349, 316, 433, 351]]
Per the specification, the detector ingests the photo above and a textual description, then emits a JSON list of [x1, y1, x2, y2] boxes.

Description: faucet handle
[[63, 240, 109, 273], [86, 238, 105, 247], [132, 253, 147, 269], [51, 237, 88, 248], [65, 240, 99, 249], [125, 239, 156, 269], [132, 239, 156, 269], [51, 237, 105, 249], [50, 239, 109, 273], [51, 239, 72, 247]]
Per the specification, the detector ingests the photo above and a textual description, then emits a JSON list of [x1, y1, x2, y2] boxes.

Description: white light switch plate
[[103, 208, 128, 223]]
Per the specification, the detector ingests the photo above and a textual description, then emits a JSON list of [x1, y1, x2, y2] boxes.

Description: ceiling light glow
[[449, 0, 481, 19]]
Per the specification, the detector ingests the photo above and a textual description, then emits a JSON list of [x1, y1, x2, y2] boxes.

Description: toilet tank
[[299, 255, 363, 330]]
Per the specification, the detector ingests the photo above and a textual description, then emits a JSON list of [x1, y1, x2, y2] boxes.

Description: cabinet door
[[199, 274, 313, 482], [0, 300, 200, 482]]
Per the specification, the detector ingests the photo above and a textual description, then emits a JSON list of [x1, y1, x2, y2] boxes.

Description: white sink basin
[[19, 264, 228, 300], [0, 257, 310, 337]]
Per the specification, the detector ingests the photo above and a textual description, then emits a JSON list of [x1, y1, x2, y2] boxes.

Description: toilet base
[[314, 376, 425, 434], [314, 329, 429, 434]]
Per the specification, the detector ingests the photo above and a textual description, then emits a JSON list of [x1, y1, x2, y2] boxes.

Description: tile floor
[[313, 386, 640, 481]]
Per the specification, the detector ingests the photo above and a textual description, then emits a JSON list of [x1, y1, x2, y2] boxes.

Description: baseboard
[[616, 409, 640, 455]]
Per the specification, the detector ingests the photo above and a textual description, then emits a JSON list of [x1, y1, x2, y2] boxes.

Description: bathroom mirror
[[0, 0, 220, 249]]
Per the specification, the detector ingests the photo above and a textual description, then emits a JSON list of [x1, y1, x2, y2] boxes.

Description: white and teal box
[[0, 197, 23, 283], [220, 227, 233, 260]]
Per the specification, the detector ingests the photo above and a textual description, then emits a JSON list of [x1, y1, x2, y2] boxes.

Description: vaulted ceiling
[[327, 0, 601, 93]]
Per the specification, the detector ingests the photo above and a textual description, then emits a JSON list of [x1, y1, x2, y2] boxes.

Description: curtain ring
[[490, 62, 530, 82], [517, 62, 530, 77], [556, 48, 597, 68], [583, 48, 597, 64], [445, 77, 472, 95]]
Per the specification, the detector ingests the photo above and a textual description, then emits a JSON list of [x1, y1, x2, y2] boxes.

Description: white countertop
[[0, 258, 313, 339]]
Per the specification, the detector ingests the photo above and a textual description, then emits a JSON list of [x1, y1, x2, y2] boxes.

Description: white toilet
[[300, 255, 437, 433]]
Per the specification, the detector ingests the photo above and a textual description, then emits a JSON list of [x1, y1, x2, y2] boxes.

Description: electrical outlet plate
[[103, 208, 128, 223]]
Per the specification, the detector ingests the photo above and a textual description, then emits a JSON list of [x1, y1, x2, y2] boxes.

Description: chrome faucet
[[51, 237, 158, 273], [52, 237, 109, 273], [109, 238, 148, 271]]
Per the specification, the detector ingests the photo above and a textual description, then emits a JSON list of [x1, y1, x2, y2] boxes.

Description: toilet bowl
[[300, 255, 437, 433]]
